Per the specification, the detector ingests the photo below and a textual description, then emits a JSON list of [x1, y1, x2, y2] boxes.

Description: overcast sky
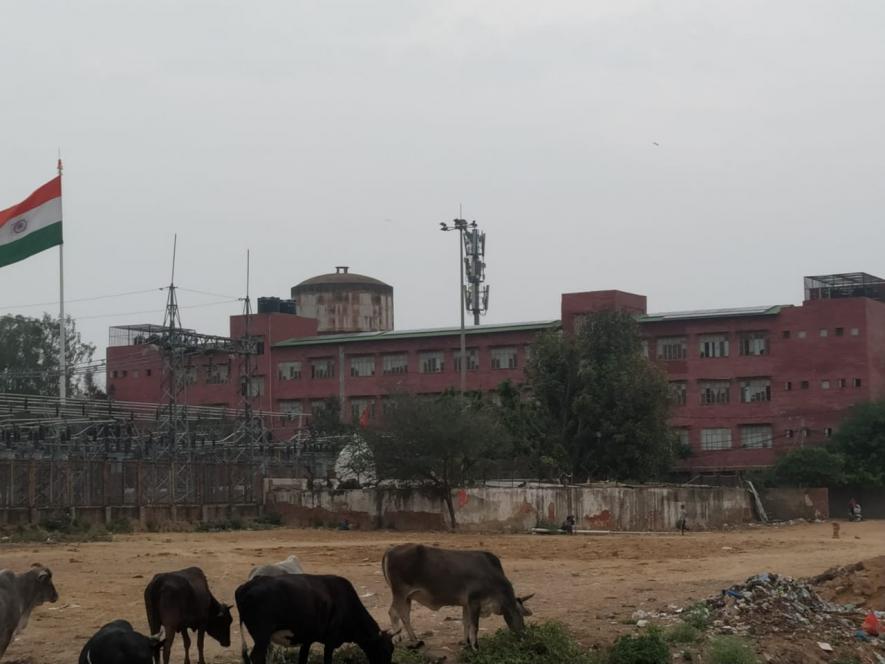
[[2, 1, 884, 362]]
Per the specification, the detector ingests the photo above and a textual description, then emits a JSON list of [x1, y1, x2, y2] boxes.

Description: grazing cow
[[0, 563, 59, 658], [382, 544, 533, 649], [247, 554, 304, 580], [78, 620, 165, 664], [236, 573, 397, 664], [144, 566, 232, 664]]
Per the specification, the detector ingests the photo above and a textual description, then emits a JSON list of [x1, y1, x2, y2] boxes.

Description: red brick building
[[106, 271, 885, 474]]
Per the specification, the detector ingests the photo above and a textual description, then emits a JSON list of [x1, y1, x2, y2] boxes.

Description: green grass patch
[[269, 644, 433, 664], [607, 628, 669, 664], [460, 622, 599, 664], [665, 622, 700, 644], [194, 515, 282, 532], [1, 517, 113, 543], [707, 636, 758, 664]]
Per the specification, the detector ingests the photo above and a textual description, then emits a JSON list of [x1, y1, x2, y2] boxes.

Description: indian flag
[[0, 176, 63, 269]]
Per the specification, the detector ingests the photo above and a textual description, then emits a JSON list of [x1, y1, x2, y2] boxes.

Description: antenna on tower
[[163, 234, 182, 331]]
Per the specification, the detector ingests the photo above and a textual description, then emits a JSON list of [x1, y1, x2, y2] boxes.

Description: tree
[[0, 314, 98, 397], [525, 310, 675, 482], [832, 401, 885, 486], [768, 446, 846, 487], [363, 393, 509, 529]]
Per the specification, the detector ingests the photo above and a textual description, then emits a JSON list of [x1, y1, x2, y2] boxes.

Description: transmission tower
[[463, 222, 489, 325]]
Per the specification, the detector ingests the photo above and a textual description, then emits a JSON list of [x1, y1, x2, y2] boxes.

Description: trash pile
[[813, 556, 885, 610], [707, 572, 864, 644]]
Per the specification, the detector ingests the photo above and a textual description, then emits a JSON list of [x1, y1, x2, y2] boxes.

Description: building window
[[739, 332, 769, 356], [701, 428, 732, 451], [311, 399, 333, 415], [699, 334, 729, 358], [851, 328, 860, 336], [819, 328, 828, 337], [669, 381, 687, 406], [699, 380, 730, 405], [207, 363, 230, 385], [835, 327, 844, 337], [278, 361, 302, 381], [800, 380, 810, 389], [453, 348, 480, 372], [133, 370, 140, 379], [419, 351, 444, 374], [824, 427, 834, 438], [785, 428, 794, 439], [490, 347, 518, 370], [350, 397, 375, 421], [246, 376, 264, 397], [740, 378, 771, 403], [640, 339, 649, 358], [382, 353, 408, 375], [278, 400, 303, 420], [852, 378, 862, 388], [741, 424, 773, 449], [146, 369, 152, 377], [798, 331, 807, 339], [350, 356, 376, 377], [784, 381, 792, 391], [656, 336, 687, 360], [675, 428, 690, 448], [821, 380, 830, 390], [311, 358, 335, 379], [112, 370, 119, 378], [838, 378, 847, 388], [782, 330, 791, 339]]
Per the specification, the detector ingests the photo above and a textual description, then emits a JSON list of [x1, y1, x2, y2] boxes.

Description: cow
[[247, 554, 304, 580], [78, 620, 165, 664], [236, 573, 398, 664], [144, 566, 233, 664], [382, 544, 533, 649], [0, 563, 59, 658]]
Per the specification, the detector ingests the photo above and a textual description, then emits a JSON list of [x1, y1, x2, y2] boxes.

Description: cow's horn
[[37, 568, 50, 579], [151, 626, 166, 643], [518, 593, 535, 602]]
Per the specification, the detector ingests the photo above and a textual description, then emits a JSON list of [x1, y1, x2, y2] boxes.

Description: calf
[[236, 573, 397, 664], [78, 620, 165, 664], [382, 544, 533, 649], [247, 554, 304, 580], [0, 563, 59, 658], [144, 566, 232, 664]]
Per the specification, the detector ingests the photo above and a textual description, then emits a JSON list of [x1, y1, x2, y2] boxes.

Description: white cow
[[0, 564, 59, 658], [248, 555, 304, 580]]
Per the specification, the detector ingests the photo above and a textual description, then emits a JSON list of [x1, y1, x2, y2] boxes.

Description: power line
[[0, 288, 161, 311]]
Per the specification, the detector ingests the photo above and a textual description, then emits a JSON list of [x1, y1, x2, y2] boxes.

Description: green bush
[[107, 516, 134, 534], [461, 622, 598, 664], [681, 603, 711, 630], [607, 628, 669, 664], [269, 644, 432, 664], [666, 622, 700, 644], [707, 637, 757, 664]]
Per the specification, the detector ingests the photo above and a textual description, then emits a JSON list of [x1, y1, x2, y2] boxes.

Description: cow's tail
[[381, 548, 391, 587], [240, 617, 250, 664]]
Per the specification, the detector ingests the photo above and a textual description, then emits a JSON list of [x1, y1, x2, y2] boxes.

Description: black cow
[[382, 544, 533, 649], [236, 573, 397, 664], [78, 620, 164, 664], [144, 566, 232, 664]]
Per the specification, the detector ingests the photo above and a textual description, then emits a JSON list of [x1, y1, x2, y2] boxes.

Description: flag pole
[[57, 156, 66, 404]]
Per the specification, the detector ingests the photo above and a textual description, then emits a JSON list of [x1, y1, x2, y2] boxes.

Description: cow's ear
[[37, 568, 51, 580]]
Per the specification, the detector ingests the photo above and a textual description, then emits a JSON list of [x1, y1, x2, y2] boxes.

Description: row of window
[[669, 376, 864, 406], [278, 347, 522, 381], [682, 424, 834, 451], [649, 326, 860, 361]]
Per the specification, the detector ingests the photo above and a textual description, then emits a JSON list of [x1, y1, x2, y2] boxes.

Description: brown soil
[[814, 555, 885, 609], [2, 520, 883, 663]]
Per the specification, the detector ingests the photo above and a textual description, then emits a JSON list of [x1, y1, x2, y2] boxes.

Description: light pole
[[440, 218, 470, 395]]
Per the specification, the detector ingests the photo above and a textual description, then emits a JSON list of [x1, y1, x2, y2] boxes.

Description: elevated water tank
[[291, 266, 393, 334]]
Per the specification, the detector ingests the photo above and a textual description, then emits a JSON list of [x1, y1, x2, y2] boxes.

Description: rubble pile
[[707, 572, 863, 643], [813, 556, 885, 609]]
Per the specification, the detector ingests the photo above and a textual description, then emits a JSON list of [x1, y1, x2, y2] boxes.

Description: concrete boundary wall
[[266, 483, 757, 532]]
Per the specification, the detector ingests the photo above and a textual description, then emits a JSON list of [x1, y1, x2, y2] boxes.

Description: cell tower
[[463, 222, 489, 324]]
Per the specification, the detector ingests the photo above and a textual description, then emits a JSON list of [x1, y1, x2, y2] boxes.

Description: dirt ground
[[2, 520, 883, 663]]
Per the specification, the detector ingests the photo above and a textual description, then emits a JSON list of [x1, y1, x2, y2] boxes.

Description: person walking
[[677, 503, 688, 535]]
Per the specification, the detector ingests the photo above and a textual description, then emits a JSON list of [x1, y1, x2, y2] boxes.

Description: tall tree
[[526, 310, 675, 482], [0, 314, 98, 397], [832, 400, 885, 486], [363, 393, 509, 529]]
